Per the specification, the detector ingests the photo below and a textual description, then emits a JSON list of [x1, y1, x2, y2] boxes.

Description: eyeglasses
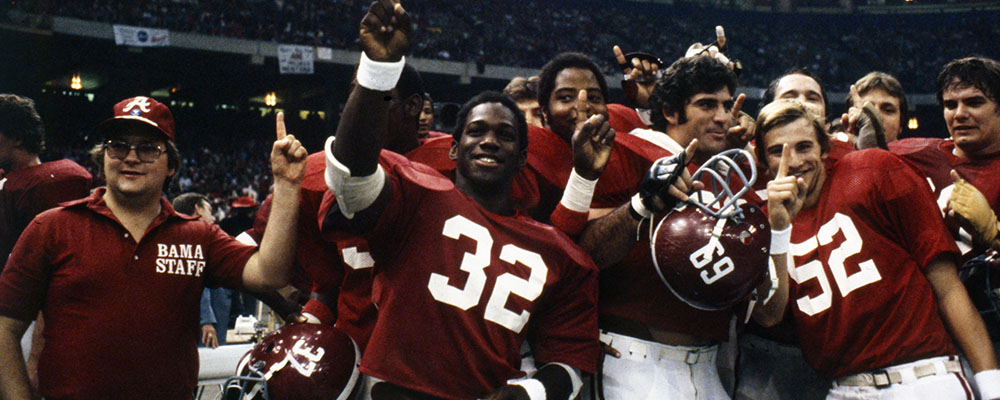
[[104, 140, 166, 163]]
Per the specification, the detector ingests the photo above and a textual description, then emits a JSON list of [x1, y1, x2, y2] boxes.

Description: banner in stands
[[112, 25, 170, 47], [278, 45, 315, 74]]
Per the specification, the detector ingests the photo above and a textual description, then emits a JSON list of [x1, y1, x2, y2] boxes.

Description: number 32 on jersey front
[[427, 215, 549, 334]]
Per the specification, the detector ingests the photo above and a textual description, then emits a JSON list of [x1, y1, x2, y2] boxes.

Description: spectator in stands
[[0, 97, 306, 398]]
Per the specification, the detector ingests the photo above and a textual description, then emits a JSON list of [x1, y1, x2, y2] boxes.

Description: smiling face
[[762, 117, 828, 209], [103, 131, 175, 201], [942, 83, 1000, 159], [450, 102, 526, 192], [666, 87, 734, 162], [544, 67, 608, 142]]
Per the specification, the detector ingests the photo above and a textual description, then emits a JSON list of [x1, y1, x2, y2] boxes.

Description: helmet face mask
[[650, 148, 770, 311], [224, 324, 361, 400]]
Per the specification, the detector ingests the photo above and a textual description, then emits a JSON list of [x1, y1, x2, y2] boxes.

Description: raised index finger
[[275, 112, 286, 140], [575, 89, 589, 124], [776, 143, 790, 178], [731, 93, 746, 119], [613, 45, 627, 68], [683, 138, 699, 166]]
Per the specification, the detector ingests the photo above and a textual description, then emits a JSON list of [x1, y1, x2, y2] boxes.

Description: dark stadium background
[[2, 0, 999, 206]]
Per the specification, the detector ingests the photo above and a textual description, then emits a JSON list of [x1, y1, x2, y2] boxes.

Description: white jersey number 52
[[789, 213, 882, 316], [427, 215, 548, 333]]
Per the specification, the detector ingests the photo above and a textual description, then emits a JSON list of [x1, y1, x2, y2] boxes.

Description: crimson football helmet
[[650, 149, 770, 311], [961, 250, 1000, 341], [224, 324, 360, 400]]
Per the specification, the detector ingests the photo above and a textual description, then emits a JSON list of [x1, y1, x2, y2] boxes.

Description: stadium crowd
[[3, 0, 1000, 399], [2, 0, 999, 92]]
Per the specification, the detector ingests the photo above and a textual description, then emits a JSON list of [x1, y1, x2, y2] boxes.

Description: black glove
[[640, 152, 687, 213]]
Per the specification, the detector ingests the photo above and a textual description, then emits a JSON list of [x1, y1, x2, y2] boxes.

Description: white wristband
[[356, 52, 405, 91], [976, 369, 1000, 400], [630, 193, 654, 220], [512, 379, 546, 400], [770, 226, 791, 254], [560, 169, 598, 213]]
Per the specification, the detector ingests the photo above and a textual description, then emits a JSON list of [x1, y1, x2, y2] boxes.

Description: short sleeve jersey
[[0, 159, 91, 267], [0, 188, 256, 399], [890, 137, 1000, 258], [785, 150, 958, 379], [320, 155, 600, 400], [597, 129, 753, 341]]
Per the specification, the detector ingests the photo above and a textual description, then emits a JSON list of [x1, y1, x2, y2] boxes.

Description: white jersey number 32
[[427, 215, 548, 333], [789, 213, 882, 316]]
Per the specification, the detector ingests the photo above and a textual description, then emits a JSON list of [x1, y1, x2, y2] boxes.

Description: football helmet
[[224, 324, 360, 400], [650, 149, 770, 310], [960, 250, 1000, 341]]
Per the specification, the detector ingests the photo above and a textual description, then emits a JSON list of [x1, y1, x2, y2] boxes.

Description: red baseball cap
[[96, 96, 175, 141], [231, 196, 258, 208]]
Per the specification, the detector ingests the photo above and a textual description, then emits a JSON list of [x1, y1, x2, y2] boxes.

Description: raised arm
[[324, 0, 411, 229], [242, 112, 308, 292], [753, 144, 805, 326], [578, 140, 701, 269]]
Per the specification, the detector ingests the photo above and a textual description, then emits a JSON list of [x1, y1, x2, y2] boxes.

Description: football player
[[890, 57, 1000, 259], [0, 97, 306, 398], [319, 1, 602, 399], [754, 99, 999, 399], [556, 52, 767, 399]]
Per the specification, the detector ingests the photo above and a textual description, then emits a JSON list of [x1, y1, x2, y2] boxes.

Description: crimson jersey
[[319, 155, 600, 400], [0, 159, 91, 267], [784, 149, 958, 379], [0, 189, 255, 399], [597, 129, 754, 341], [890, 137, 1000, 258], [607, 103, 647, 135]]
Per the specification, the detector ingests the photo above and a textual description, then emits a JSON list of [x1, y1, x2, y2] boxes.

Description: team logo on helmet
[[225, 324, 360, 400], [650, 149, 770, 311]]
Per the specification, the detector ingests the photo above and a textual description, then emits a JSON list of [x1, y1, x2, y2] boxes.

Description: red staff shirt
[[0, 188, 256, 399]]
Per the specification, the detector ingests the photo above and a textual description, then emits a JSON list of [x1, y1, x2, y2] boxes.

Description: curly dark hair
[[649, 55, 738, 131]]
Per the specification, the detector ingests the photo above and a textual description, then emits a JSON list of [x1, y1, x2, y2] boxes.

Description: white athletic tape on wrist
[[976, 369, 1000, 400], [513, 379, 546, 400], [324, 136, 385, 219], [550, 362, 582, 400], [560, 169, 598, 213], [630, 193, 654, 220], [770, 226, 791, 254], [356, 52, 405, 91], [762, 255, 783, 305], [234, 231, 258, 246], [301, 312, 321, 324]]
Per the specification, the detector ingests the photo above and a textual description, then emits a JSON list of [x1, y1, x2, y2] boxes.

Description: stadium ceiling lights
[[44, 72, 102, 91]]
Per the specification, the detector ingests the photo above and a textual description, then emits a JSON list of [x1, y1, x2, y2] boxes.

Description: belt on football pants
[[835, 356, 962, 388], [600, 330, 717, 365]]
